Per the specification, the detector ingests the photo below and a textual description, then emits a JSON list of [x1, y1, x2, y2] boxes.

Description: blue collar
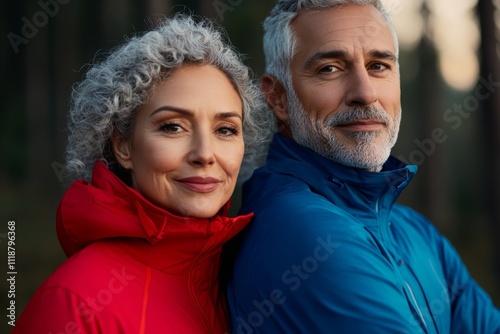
[[265, 133, 418, 226]]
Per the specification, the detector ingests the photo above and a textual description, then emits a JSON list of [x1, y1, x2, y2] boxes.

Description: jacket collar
[[56, 161, 252, 260], [266, 134, 417, 225]]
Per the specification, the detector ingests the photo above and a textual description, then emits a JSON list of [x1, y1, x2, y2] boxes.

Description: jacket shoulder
[[14, 241, 143, 334]]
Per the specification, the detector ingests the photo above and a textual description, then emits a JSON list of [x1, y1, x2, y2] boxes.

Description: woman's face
[[113, 64, 244, 218]]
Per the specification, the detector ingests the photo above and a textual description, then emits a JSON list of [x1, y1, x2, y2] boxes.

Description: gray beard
[[286, 88, 400, 172]]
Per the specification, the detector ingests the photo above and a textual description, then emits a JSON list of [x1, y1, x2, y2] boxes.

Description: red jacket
[[13, 161, 252, 334]]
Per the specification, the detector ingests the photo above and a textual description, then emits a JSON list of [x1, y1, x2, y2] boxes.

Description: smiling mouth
[[177, 177, 221, 193], [336, 120, 386, 132]]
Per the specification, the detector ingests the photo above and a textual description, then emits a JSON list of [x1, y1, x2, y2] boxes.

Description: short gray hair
[[66, 14, 273, 183], [263, 0, 398, 87]]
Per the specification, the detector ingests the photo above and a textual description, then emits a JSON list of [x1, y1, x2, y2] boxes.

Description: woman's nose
[[187, 132, 216, 167]]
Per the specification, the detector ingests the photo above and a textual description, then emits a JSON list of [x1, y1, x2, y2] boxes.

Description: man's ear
[[261, 74, 289, 123], [111, 134, 133, 170]]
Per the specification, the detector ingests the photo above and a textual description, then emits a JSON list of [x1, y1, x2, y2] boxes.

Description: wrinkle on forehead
[[291, 5, 398, 57]]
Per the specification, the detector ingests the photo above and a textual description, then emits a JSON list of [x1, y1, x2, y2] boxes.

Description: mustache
[[324, 106, 390, 127]]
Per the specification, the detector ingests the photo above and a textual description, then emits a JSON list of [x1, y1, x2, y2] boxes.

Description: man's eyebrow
[[304, 49, 398, 68], [305, 50, 348, 68], [369, 49, 398, 62]]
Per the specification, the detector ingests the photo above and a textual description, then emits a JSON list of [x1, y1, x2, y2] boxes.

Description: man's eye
[[319, 65, 339, 73], [370, 63, 388, 71]]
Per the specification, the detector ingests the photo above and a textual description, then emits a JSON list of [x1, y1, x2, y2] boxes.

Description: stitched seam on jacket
[[139, 266, 152, 334]]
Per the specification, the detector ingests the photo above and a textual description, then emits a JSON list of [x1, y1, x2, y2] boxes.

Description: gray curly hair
[[263, 0, 399, 88], [66, 14, 273, 183]]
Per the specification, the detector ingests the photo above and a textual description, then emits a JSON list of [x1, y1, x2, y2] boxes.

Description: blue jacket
[[228, 134, 500, 333]]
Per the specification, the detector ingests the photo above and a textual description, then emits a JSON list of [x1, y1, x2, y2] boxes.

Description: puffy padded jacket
[[14, 161, 252, 334]]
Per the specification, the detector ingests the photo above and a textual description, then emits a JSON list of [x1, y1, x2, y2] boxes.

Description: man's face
[[284, 4, 401, 171]]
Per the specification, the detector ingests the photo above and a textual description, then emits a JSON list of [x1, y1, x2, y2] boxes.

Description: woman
[[13, 15, 271, 334]]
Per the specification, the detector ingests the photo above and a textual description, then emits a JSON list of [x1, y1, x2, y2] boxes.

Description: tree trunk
[[144, 0, 172, 26], [24, 2, 52, 192], [477, 0, 500, 301], [418, 2, 452, 231], [101, 0, 131, 42], [52, 0, 80, 187]]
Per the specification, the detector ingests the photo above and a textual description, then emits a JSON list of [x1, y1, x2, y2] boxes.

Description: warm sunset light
[[385, 0, 425, 49], [385, 0, 481, 90]]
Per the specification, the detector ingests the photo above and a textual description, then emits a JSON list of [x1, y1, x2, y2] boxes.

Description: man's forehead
[[291, 5, 396, 55], [292, 5, 390, 35]]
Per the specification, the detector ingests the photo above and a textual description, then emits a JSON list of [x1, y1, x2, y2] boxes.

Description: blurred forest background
[[1, 0, 499, 331]]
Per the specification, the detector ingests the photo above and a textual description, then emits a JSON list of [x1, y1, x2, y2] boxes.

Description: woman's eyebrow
[[150, 107, 242, 121], [150, 106, 193, 118], [215, 112, 242, 120]]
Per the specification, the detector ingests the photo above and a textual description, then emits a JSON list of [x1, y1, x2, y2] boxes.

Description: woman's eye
[[216, 126, 239, 137], [159, 123, 183, 133]]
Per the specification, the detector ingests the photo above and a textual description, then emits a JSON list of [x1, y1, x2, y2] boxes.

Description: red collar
[[56, 161, 253, 257]]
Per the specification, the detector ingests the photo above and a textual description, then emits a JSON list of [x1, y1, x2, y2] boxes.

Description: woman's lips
[[176, 177, 221, 193]]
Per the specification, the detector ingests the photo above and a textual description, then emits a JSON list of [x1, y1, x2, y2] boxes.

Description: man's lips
[[176, 176, 221, 193], [336, 120, 386, 132]]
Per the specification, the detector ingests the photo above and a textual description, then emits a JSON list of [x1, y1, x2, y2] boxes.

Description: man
[[227, 1, 500, 333]]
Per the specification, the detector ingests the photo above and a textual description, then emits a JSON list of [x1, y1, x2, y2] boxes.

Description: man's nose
[[344, 68, 378, 106]]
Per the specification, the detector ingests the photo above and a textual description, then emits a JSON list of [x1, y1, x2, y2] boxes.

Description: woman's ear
[[261, 74, 289, 123], [111, 134, 133, 170]]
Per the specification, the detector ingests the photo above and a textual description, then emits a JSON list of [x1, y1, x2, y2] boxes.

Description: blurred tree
[[1, 2, 26, 186], [477, 0, 500, 300], [3, 3, 499, 332], [24, 1, 53, 193], [101, 0, 132, 42], [53, 0, 80, 185], [418, 1, 452, 231], [144, 0, 172, 20]]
